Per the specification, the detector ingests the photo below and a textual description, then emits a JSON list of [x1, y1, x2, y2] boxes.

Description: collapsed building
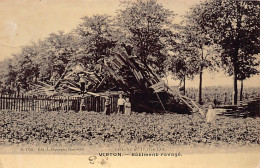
[[31, 50, 204, 115]]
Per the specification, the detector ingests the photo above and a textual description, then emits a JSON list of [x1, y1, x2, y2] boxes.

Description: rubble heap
[[31, 51, 204, 114]]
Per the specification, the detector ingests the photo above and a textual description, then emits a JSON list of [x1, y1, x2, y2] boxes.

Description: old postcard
[[0, 0, 259, 167]]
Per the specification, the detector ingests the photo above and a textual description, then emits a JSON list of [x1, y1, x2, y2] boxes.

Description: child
[[124, 98, 131, 115], [206, 103, 216, 123], [117, 94, 125, 114]]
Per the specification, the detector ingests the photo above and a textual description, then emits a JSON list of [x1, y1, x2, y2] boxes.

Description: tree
[[167, 42, 199, 95], [14, 43, 40, 91], [198, 0, 260, 105], [75, 14, 117, 65], [35, 31, 77, 83], [236, 53, 259, 101], [117, 0, 174, 75], [0, 58, 18, 94], [177, 8, 221, 104]]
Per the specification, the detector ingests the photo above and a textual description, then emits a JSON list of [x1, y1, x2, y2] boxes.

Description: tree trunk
[[232, 5, 241, 105], [199, 67, 203, 105], [240, 80, 243, 101], [232, 43, 239, 105], [199, 47, 204, 105], [232, 67, 238, 105]]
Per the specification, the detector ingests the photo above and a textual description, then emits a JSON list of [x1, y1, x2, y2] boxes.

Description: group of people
[[80, 74, 217, 122], [103, 91, 217, 123], [104, 94, 131, 115]]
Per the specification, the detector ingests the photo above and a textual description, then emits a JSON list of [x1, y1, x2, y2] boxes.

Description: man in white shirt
[[117, 94, 126, 114]]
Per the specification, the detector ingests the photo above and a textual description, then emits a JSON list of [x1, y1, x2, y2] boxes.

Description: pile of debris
[[31, 51, 204, 114]]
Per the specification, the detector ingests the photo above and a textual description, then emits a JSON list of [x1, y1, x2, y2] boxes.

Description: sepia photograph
[[0, 0, 259, 167]]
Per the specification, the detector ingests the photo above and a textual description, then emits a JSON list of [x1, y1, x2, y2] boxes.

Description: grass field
[[1, 110, 259, 151]]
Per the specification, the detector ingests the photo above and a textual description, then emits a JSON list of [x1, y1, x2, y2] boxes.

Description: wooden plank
[[43, 95, 45, 110], [6, 94, 8, 110], [9, 94, 13, 110], [88, 96, 90, 111], [14, 94, 16, 111], [16, 94, 18, 111], [26, 95, 29, 111], [18, 94, 20, 111], [5, 94, 7, 110], [46, 96, 49, 111], [40, 95, 42, 110], [167, 87, 204, 114], [2, 95, 4, 110], [67, 96, 69, 111], [155, 92, 166, 112], [32, 96, 34, 111], [37, 95, 40, 110], [77, 97, 80, 111], [1, 94, 3, 110], [154, 87, 165, 93], [0, 94, 2, 110], [10, 94, 12, 110], [29, 95, 32, 111], [21, 95, 23, 111], [24, 95, 26, 111], [150, 81, 165, 89]]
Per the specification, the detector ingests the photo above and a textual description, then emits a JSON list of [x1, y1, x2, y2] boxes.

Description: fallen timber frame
[[29, 51, 204, 114]]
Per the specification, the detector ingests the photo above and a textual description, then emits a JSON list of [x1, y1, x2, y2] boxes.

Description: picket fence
[[0, 94, 119, 112]]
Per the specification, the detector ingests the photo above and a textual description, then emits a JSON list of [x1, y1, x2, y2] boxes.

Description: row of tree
[[0, 0, 259, 105]]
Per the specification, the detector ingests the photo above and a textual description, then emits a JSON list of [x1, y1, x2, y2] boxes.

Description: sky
[[0, 0, 259, 88]]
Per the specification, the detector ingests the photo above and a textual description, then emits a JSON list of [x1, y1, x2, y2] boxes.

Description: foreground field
[[0, 110, 259, 149]]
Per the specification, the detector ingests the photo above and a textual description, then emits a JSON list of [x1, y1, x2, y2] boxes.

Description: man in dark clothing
[[79, 75, 87, 94], [105, 95, 111, 115]]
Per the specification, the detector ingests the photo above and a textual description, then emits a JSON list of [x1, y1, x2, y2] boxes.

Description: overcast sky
[[0, 0, 259, 88]]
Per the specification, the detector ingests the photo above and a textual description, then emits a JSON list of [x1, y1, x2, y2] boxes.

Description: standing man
[[117, 94, 126, 114], [104, 91, 111, 115], [79, 74, 87, 111], [79, 74, 87, 94]]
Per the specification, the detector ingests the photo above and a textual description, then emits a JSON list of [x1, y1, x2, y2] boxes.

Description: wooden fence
[[0, 94, 119, 112]]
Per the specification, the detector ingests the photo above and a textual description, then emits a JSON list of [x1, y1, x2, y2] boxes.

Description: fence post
[[67, 96, 69, 111], [21, 94, 23, 111], [0, 94, 2, 110], [24, 95, 26, 111], [45, 95, 48, 111], [27, 95, 29, 111], [94, 96, 96, 112], [43, 95, 45, 110], [17, 94, 20, 111], [87, 96, 90, 111], [98, 96, 101, 112], [63, 96, 65, 111], [29, 95, 31, 111], [10, 94, 12, 110], [14, 94, 16, 111], [32, 95, 35, 111], [5, 94, 8, 110], [37, 95, 39, 112]]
